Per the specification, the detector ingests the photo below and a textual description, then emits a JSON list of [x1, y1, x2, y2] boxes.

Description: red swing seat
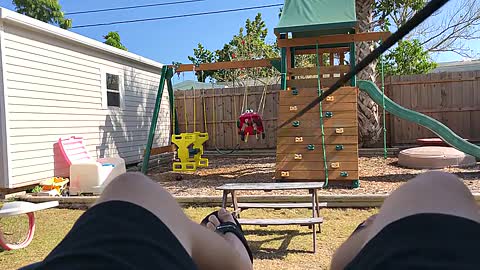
[[237, 110, 265, 142]]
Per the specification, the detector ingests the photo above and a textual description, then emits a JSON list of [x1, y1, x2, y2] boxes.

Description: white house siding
[[0, 23, 8, 188], [2, 22, 170, 188]]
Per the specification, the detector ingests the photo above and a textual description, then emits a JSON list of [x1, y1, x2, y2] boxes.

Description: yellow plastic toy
[[39, 177, 69, 196], [171, 132, 209, 172], [192, 132, 208, 167], [171, 69, 209, 172]]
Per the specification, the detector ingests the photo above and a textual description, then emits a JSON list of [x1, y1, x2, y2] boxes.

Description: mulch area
[[148, 156, 480, 196]]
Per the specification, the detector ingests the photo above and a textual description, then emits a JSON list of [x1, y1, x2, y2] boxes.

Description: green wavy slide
[[357, 80, 480, 159]]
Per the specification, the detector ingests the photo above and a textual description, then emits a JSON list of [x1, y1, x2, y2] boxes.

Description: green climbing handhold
[[335, 145, 344, 151], [292, 121, 300, 127], [292, 89, 299, 95], [352, 180, 360, 188], [325, 112, 333, 118], [307, 144, 315, 151], [340, 171, 349, 177]]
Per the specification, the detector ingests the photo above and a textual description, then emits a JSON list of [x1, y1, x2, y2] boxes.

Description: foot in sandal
[[202, 209, 253, 265]]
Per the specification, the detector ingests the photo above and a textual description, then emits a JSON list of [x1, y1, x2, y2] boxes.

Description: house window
[[106, 73, 120, 107]]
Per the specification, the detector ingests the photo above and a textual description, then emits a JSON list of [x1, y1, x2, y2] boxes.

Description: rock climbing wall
[[276, 82, 359, 184]]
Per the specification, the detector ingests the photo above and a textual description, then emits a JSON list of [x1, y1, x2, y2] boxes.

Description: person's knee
[[410, 171, 462, 187], [400, 171, 471, 198], [363, 171, 479, 244], [99, 172, 166, 202], [106, 172, 152, 190], [378, 170, 478, 223]]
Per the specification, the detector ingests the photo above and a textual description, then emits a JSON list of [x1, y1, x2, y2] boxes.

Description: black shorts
[[346, 213, 480, 269], [21, 201, 197, 270], [21, 202, 480, 269]]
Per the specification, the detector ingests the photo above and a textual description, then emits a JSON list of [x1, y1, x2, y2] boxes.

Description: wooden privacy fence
[[173, 71, 480, 149], [174, 85, 281, 150], [384, 71, 480, 145]]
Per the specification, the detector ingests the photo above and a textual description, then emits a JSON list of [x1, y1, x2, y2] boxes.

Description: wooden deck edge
[[18, 193, 480, 209]]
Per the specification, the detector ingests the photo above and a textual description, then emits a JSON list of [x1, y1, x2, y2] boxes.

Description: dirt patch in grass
[[149, 156, 480, 196], [0, 207, 377, 270]]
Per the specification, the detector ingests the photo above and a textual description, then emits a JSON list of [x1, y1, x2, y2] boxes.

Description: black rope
[[72, 3, 283, 28], [277, 0, 449, 129], [214, 144, 241, 155], [66, 0, 205, 15]]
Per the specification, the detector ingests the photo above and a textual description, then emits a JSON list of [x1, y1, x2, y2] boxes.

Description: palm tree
[[355, 0, 382, 147]]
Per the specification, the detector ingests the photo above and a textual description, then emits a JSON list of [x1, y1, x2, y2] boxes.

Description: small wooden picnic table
[[216, 182, 325, 253]]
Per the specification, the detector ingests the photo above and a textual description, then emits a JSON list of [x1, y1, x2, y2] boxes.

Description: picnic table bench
[[216, 182, 325, 253]]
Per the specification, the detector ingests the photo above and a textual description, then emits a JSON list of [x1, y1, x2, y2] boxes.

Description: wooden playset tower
[[274, 0, 389, 187]]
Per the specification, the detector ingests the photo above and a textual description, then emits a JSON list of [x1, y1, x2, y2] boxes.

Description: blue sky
[[0, 0, 477, 83], [0, 0, 281, 65]]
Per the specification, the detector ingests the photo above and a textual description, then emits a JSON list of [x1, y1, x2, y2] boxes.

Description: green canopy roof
[[275, 0, 357, 37]]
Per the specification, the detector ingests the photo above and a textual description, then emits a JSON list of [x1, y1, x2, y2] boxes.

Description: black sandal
[[201, 211, 253, 263]]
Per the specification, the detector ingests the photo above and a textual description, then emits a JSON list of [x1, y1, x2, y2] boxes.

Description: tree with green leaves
[[374, 0, 426, 30], [217, 13, 278, 84], [382, 39, 437, 76], [373, 0, 438, 75], [375, 0, 480, 58], [103, 32, 128, 51], [12, 0, 71, 29], [188, 13, 279, 84], [187, 43, 215, 82]]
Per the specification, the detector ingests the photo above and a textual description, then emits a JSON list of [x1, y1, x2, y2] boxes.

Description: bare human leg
[[331, 171, 480, 270], [96, 172, 252, 270]]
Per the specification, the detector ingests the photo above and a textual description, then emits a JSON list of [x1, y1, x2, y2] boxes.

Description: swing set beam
[[277, 31, 391, 48], [171, 58, 279, 72]]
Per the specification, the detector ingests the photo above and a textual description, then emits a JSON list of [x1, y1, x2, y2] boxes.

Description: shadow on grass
[[244, 229, 314, 258]]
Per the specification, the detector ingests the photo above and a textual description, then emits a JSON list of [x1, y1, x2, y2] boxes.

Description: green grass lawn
[[0, 207, 377, 270]]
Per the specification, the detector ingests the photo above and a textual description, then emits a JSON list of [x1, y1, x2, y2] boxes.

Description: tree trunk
[[356, 0, 382, 147]]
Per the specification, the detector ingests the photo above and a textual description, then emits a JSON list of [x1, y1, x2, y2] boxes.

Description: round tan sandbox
[[398, 146, 477, 169]]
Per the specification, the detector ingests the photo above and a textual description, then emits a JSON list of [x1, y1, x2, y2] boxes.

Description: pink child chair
[[0, 201, 58, 250], [58, 136, 126, 195]]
